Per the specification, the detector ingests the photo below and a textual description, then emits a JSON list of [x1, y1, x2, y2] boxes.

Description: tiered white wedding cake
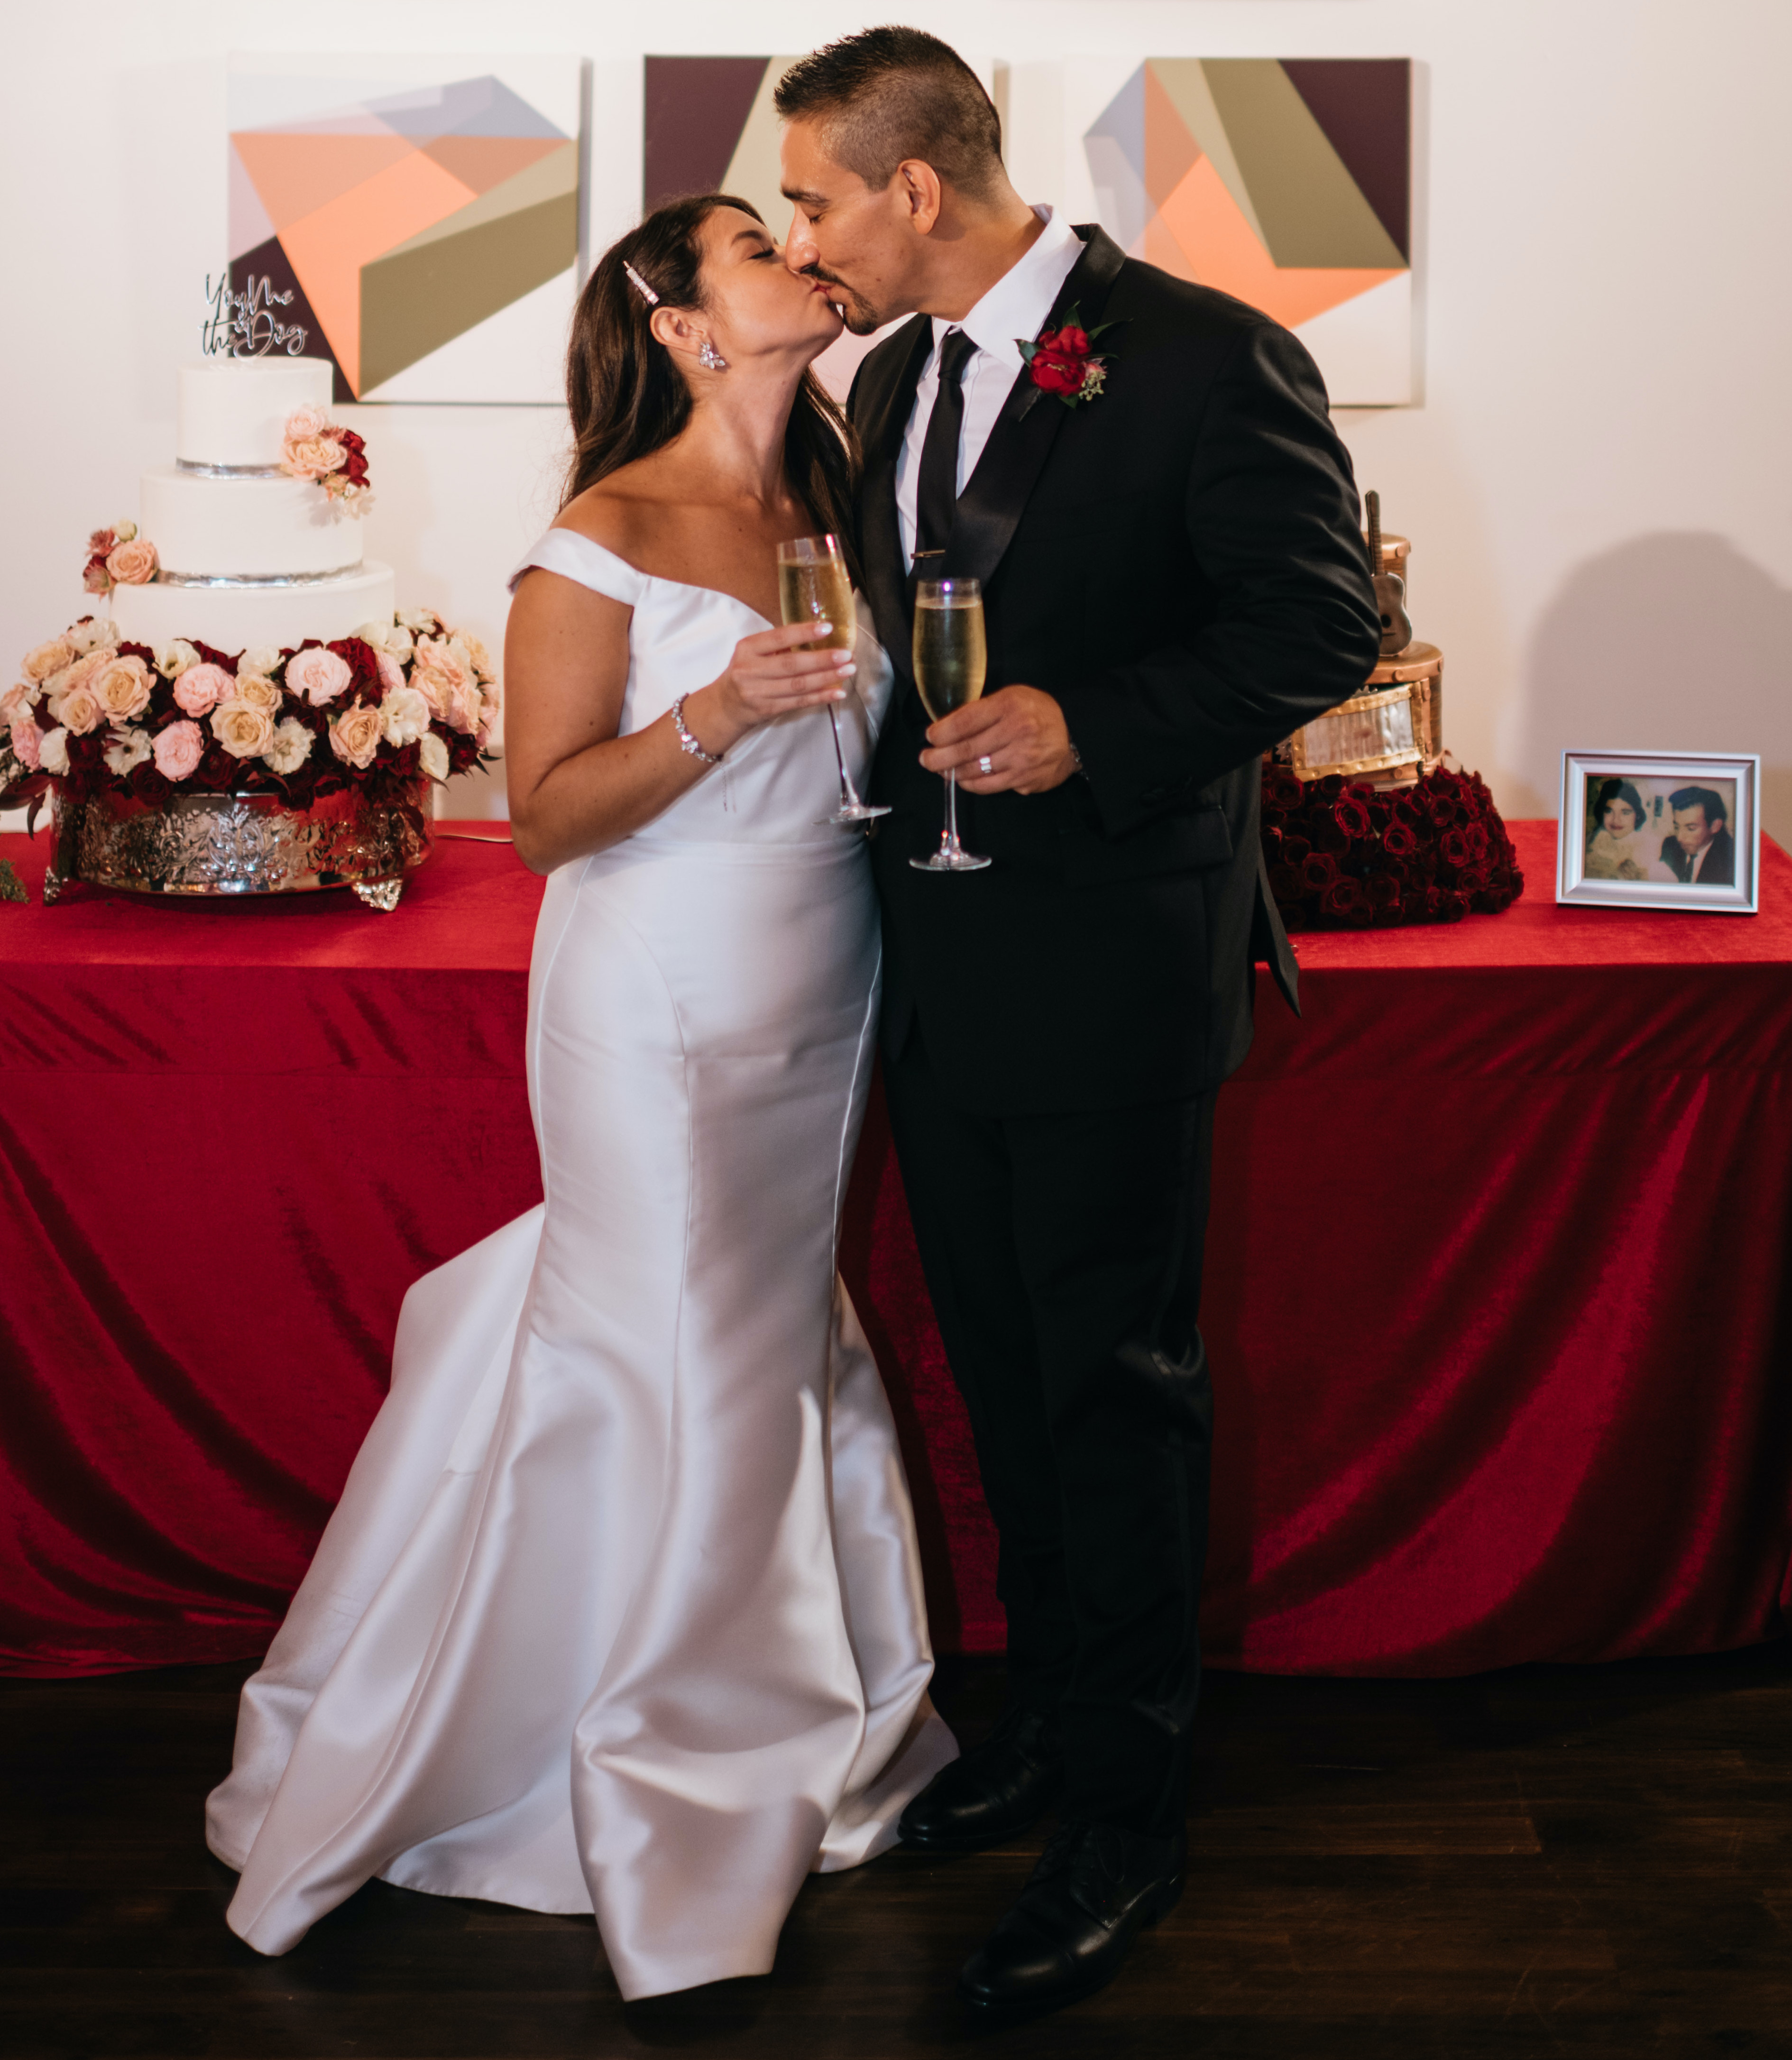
[[108, 359, 395, 652]]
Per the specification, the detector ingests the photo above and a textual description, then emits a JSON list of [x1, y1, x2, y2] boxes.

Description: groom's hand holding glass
[[919, 684, 1081, 796]]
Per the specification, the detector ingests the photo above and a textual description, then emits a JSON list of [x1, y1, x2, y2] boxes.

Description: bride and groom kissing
[[204, 27, 1381, 2020]]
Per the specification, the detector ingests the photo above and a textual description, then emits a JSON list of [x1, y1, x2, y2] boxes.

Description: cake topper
[[201, 272, 309, 359]]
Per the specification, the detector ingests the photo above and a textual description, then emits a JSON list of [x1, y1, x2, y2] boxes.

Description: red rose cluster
[[334, 427, 370, 493], [1029, 324, 1093, 398], [1261, 763, 1524, 929]]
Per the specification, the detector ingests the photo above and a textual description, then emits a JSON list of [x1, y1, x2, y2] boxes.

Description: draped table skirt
[[3, 821, 1788, 1677]]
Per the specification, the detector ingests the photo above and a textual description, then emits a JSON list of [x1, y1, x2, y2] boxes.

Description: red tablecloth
[[2, 821, 1788, 1677]]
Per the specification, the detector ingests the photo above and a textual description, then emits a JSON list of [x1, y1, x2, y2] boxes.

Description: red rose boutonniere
[[1017, 303, 1121, 408]]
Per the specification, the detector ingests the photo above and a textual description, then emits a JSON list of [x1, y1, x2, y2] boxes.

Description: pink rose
[[106, 537, 159, 586], [375, 649, 406, 697], [232, 675, 282, 715], [9, 716, 43, 771], [152, 719, 205, 781], [282, 432, 345, 480], [83, 557, 112, 595], [60, 682, 103, 735], [174, 662, 232, 716], [0, 684, 28, 726], [328, 699, 385, 769], [92, 653, 154, 724], [443, 678, 483, 735], [285, 645, 353, 706]]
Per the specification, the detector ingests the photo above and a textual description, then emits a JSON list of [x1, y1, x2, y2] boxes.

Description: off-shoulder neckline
[[543, 525, 773, 628]]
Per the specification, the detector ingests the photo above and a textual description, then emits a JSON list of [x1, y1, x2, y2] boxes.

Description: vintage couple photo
[[1560, 751, 1760, 914]]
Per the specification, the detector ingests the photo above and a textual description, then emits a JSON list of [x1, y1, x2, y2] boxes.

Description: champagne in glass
[[910, 578, 992, 873], [776, 533, 888, 826]]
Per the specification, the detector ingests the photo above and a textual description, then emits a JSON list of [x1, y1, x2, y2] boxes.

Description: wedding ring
[[977, 754, 994, 775]]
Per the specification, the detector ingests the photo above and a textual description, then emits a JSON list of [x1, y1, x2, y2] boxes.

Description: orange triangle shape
[[1155, 155, 1400, 329], [279, 152, 478, 392], [231, 131, 418, 236], [418, 134, 567, 197]]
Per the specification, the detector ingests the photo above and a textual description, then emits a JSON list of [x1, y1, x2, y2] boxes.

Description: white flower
[[383, 623, 414, 661], [238, 645, 281, 680], [103, 725, 152, 777], [263, 717, 313, 776], [153, 639, 202, 679], [351, 620, 391, 647], [379, 684, 432, 747], [114, 519, 138, 543], [67, 616, 118, 654], [396, 607, 441, 634], [459, 632, 496, 681], [39, 726, 70, 775], [417, 730, 450, 782]]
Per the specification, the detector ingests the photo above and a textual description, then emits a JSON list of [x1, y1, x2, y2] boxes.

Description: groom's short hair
[[774, 28, 1004, 199]]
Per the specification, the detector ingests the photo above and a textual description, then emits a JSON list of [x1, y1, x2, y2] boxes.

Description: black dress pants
[[882, 1030, 1215, 1840]]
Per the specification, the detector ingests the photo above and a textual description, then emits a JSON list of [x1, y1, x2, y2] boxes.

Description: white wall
[[5, 1, 1789, 833]]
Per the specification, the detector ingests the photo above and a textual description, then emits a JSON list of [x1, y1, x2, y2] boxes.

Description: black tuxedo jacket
[[850, 228, 1380, 1114], [1661, 827, 1735, 886]]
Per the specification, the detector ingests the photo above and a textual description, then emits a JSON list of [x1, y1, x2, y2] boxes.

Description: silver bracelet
[[671, 694, 722, 765]]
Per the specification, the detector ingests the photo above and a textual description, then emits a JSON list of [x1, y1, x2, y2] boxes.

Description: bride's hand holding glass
[[680, 622, 855, 758]]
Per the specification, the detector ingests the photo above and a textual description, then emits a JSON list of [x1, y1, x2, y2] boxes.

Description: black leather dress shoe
[[958, 1820, 1184, 2014], [897, 1707, 1065, 1852]]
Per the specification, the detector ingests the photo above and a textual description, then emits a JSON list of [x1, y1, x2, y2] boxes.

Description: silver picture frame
[[1558, 750, 1760, 915]]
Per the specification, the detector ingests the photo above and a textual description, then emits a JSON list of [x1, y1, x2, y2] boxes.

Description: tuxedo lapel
[[946, 227, 1128, 592], [856, 316, 933, 682]]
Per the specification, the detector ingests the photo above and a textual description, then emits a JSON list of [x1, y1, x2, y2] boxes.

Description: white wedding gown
[[205, 529, 956, 2000]]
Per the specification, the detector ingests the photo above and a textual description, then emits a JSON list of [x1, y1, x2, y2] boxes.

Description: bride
[[205, 194, 955, 2000]]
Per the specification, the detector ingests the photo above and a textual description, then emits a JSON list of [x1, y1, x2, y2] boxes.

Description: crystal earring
[[699, 336, 730, 373]]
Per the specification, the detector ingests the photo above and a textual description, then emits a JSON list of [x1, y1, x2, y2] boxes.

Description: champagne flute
[[910, 577, 992, 873], [776, 534, 889, 827]]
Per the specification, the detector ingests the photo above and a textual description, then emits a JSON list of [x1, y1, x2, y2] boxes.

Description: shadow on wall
[[1519, 533, 1792, 844]]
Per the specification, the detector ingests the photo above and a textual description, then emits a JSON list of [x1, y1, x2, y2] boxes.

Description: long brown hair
[[562, 193, 861, 581]]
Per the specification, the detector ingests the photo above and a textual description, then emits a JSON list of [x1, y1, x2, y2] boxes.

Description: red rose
[[1282, 834, 1312, 865], [1392, 795, 1423, 828], [1440, 827, 1470, 866], [1366, 874, 1401, 909], [1029, 351, 1083, 396], [1316, 773, 1347, 802], [1384, 820, 1418, 858], [1322, 877, 1371, 926], [1301, 851, 1340, 893], [1311, 816, 1348, 855], [1439, 890, 1469, 923], [1266, 766, 1305, 812], [1333, 796, 1372, 840]]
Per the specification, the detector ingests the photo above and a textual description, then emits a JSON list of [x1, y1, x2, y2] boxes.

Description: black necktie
[[912, 328, 978, 571]]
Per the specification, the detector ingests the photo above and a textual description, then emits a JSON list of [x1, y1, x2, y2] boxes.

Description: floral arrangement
[[1261, 763, 1524, 929], [279, 405, 373, 513], [82, 522, 159, 595], [1018, 303, 1120, 408], [1, 608, 495, 815]]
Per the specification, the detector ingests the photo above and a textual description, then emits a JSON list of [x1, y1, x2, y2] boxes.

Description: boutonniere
[[1016, 303, 1121, 408]]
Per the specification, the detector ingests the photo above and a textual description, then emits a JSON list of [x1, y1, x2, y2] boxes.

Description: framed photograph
[[1558, 751, 1760, 914]]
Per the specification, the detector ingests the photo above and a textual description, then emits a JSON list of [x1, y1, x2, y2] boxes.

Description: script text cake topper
[[201, 273, 309, 359]]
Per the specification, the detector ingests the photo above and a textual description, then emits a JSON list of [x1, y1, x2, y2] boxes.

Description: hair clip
[[622, 261, 660, 306]]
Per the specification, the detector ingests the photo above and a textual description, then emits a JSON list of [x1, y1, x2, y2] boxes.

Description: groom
[[778, 29, 1380, 2014]]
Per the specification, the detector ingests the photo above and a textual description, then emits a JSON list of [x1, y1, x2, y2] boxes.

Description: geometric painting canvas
[[227, 55, 583, 405], [643, 56, 804, 231], [1085, 59, 1412, 405]]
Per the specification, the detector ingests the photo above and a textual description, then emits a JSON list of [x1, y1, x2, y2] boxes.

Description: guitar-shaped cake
[[1365, 490, 1413, 657]]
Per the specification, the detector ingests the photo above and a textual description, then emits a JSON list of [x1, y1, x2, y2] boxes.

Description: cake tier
[[178, 359, 334, 469], [110, 563, 395, 656], [141, 467, 362, 580]]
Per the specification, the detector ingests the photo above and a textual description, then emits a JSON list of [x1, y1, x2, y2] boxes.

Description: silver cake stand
[[43, 783, 433, 910]]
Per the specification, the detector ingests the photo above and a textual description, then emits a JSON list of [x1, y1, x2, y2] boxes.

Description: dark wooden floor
[[3, 1641, 1788, 2058]]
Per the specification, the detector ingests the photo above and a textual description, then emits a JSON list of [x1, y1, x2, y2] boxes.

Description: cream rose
[[284, 434, 345, 481], [59, 683, 103, 736], [114, 520, 138, 543], [93, 653, 154, 725], [263, 717, 313, 776], [39, 726, 70, 775], [396, 607, 441, 635], [285, 403, 331, 441], [9, 716, 43, 771], [417, 730, 450, 782], [173, 662, 231, 716], [103, 725, 152, 777], [351, 620, 392, 647], [106, 537, 159, 586], [382, 623, 415, 661], [153, 638, 201, 680], [285, 645, 353, 707], [0, 684, 29, 726], [233, 674, 282, 716], [21, 635, 79, 685], [460, 633, 496, 681], [211, 697, 276, 758], [328, 699, 385, 769], [152, 719, 205, 781], [379, 683, 431, 747], [67, 616, 118, 654], [238, 645, 281, 680]]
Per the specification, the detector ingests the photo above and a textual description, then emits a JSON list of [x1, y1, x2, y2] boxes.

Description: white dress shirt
[[894, 206, 1085, 569]]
